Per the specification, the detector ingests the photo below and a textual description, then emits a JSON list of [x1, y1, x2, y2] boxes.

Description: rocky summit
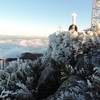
[[0, 31, 99, 100]]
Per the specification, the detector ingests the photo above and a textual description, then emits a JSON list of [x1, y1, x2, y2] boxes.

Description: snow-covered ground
[[0, 36, 48, 59]]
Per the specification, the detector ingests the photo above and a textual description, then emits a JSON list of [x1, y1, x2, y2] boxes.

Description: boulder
[[46, 76, 91, 100]]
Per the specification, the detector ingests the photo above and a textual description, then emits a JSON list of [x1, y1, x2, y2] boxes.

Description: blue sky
[[0, 0, 92, 36]]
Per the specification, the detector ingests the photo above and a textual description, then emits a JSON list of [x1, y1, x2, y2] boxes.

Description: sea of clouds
[[0, 36, 48, 58]]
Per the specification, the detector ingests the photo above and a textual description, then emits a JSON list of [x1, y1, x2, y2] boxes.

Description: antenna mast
[[91, 0, 100, 29]]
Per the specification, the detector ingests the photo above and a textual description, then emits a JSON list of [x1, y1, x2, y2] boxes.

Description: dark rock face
[[35, 59, 60, 100]]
